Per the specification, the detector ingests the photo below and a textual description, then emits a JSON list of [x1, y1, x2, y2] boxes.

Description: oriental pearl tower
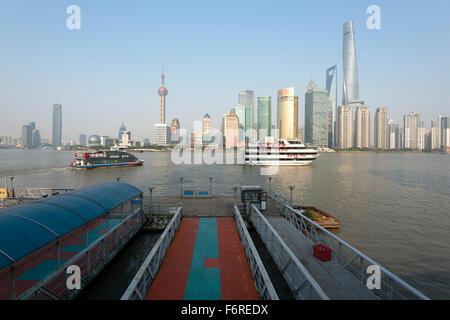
[[158, 59, 168, 124]]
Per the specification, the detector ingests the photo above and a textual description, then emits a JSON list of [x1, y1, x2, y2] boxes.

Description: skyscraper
[[337, 105, 353, 149], [118, 123, 126, 140], [355, 106, 370, 148], [170, 118, 180, 144], [417, 121, 425, 150], [78, 134, 87, 146], [342, 21, 359, 106], [374, 107, 388, 149], [32, 129, 41, 148], [21, 124, 32, 148], [158, 59, 168, 124], [387, 119, 399, 149], [277, 88, 298, 140], [326, 65, 337, 147], [52, 104, 62, 147], [404, 111, 420, 149], [222, 112, 240, 149], [257, 96, 271, 141], [235, 104, 251, 143], [238, 90, 254, 140], [304, 79, 329, 147], [440, 116, 450, 148]]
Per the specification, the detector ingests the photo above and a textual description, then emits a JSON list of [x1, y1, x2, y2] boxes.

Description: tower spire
[[161, 58, 165, 87]]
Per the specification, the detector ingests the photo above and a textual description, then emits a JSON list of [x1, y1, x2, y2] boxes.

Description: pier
[[0, 181, 429, 300]]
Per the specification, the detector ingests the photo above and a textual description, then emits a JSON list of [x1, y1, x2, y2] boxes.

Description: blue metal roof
[[0, 181, 142, 271]]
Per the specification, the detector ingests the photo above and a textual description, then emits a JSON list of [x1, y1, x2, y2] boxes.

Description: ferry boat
[[245, 139, 318, 166], [71, 150, 144, 169]]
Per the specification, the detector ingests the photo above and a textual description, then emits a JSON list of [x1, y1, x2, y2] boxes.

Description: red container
[[313, 244, 332, 262]]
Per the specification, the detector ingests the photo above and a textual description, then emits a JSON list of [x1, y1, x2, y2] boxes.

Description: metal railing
[[15, 188, 76, 199], [18, 207, 146, 300], [281, 205, 430, 300], [233, 205, 279, 300], [248, 204, 329, 300], [121, 207, 183, 300]]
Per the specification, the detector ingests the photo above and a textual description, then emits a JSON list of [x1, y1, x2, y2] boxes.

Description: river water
[[0, 149, 449, 299]]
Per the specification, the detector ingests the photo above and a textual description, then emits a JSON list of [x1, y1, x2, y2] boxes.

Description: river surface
[[0, 149, 449, 299]]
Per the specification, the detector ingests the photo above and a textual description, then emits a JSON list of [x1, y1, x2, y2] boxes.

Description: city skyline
[[1, 1, 450, 140]]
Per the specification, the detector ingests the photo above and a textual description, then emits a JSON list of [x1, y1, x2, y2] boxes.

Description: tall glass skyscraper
[[235, 104, 251, 143], [342, 21, 359, 106], [326, 65, 337, 147], [52, 104, 62, 147], [305, 79, 329, 147], [238, 90, 254, 141], [257, 96, 271, 141]]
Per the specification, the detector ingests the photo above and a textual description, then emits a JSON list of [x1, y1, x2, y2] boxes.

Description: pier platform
[[266, 216, 376, 300], [146, 217, 258, 300]]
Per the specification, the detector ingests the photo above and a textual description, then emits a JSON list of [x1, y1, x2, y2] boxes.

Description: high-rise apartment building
[[337, 105, 353, 149], [342, 21, 359, 105], [52, 104, 62, 147], [32, 129, 41, 148], [387, 119, 399, 149], [404, 111, 420, 149], [257, 96, 271, 141], [441, 116, 450, 148], [304, 79, 329, 147], [417, 121, 425, 150], [277, 88, 298, 140], [154, 124, 171, 146], [326, 65, 338, 147], [374, 107, 388, 149], [355, 106, 370, 148]]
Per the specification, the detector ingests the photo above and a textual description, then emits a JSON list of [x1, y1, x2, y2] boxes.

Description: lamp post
[[9, 176, 15, 198], [149, 187, 154, 216], [209, 177, 212, 198], [268, 177, 272, 196], [233, 187, 238, 204], [288, 186, 295, 206], [180, 177, 184, 199]]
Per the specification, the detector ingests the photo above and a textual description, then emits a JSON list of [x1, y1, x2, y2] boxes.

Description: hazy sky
[[1, 0, 449, 141]]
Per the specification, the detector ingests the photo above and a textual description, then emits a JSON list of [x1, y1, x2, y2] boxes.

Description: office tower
[[417, 121, 425, 150], [222, 112, 240, 149], [32, 129, 41, 148], [257, 96, 271, 141], [326, 65, 338, 147], [337, 105, 353, 149], [387, 119, 398, 149], [52, 104, 62, 147], [235, 104, 251, 143], [298, 126, 305, 144], [238, 90, 254, 139], [277, 88, 298, 140], [158, 60, 168, 124], [202, 114, 213, 144], [441, 116, 450, 148], [154, 124, 171, 146], [305, 79, 329, 147], [78, 134, 87, 146], [21, 124, 32, 148], [355, 106, 370, 148], [28, 122, 36, 132], [170, 118, 180, 144], [431, 116, 441, 149], [342, 21, 359, 106], [374, 107, 388, 149], [404, 111, 420, 149], [118, 123, 126, 140], [398, 129, 404, 149]]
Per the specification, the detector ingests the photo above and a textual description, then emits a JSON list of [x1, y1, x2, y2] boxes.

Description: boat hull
[[72, 160, 144, 169]]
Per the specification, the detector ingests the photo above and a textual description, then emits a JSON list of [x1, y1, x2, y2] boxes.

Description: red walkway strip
[[216, 217, 259, 300], [146, 218, 199, 300]]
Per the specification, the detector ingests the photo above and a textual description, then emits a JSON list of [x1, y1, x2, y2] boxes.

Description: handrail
[[249, 204, 329, 300], [121, 206, 183, 300], [233, 205, 279, 300], [282, 204, 429, 300]]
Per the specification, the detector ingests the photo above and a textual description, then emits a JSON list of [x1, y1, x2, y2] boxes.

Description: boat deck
[[146, 217, 259, 300], [266, 216, 377, 300]]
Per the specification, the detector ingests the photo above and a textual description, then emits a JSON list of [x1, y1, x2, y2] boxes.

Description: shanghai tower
[[342, 21, 359, 105]]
